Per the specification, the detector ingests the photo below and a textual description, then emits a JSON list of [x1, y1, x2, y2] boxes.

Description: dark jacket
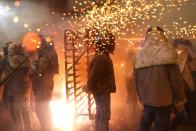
[[87, 53, 116, 93], [135, 64, 186, 108], [32, 44, 58, 101]]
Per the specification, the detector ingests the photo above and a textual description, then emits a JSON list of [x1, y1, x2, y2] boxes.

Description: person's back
[[88, 53, 116, 93], [134, 26, 186, 131]]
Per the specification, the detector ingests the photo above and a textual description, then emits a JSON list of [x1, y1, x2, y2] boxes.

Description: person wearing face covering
[[134, 26, 186, 131]]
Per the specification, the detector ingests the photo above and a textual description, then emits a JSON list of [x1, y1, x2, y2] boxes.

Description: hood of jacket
[[7, 43, 29, 69], [134, 31, 178, 69]]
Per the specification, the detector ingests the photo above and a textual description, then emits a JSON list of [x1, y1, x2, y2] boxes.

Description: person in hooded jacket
[[134, 26, 186, 131], [0, 42, 32, 131], [173, 39, 196, 130], [87, 33, 116, 131], [31, 35, 58, 131]]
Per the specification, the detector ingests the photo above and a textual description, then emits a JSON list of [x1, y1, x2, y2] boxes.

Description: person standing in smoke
[[87, 33, 116, 131], [0, 42, 32, 131], [134, 26, 186, 131], [173, 39, 196, 130], [31, 35, 58, 131]]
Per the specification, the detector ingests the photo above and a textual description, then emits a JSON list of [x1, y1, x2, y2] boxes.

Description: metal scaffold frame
[[64, 30, 95, 123]]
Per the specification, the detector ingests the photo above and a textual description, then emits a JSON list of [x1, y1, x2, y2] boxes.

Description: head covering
[[95, 33, 115, 54], [7, 42, 28, 68], [134, 26, 178, 69], [147, 26, 164, 34]]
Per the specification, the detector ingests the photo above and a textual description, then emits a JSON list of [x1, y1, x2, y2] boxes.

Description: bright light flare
[[14, 1, 21, 7], [13, 16, 19, 23], [22, 32, 41, 52], [45, 36, 52, 43], [49, 88, 75, 131], [0, 5, 10, 17], [50, 99, 75, 130]]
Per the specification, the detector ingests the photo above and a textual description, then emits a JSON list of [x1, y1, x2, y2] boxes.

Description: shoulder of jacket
[[0, 53, 4, 62]]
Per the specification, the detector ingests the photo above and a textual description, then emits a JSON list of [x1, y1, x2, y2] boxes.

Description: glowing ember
[[14, 1, 21, 7], [13, 16, 19, 23], [22, 32, 41, 52], [45, 36, 52, 43]]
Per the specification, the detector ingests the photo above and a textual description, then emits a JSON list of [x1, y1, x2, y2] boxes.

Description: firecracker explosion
[[0, 0, 195, 131]]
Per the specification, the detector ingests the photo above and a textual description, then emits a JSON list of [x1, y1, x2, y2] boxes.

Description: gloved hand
[[177, 109, 189, 123], [171, 109, 189, 130]]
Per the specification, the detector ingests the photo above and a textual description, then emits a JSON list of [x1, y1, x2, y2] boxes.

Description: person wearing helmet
[[87, 33, 116, 131], [0, 42, 32, 131], [134, 26, 186, 131], [31, 35, 58, 131]]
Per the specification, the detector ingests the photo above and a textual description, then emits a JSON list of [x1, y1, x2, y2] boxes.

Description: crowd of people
[[0, 25, 195, 131], [87, 26, 196, 131], [0, 35, 59, 131]]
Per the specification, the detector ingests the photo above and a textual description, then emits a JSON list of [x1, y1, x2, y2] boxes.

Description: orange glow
[[49, 83, 90, 131], [22, 32, 41, 52], [50, 87, 75, 130], [45, 36, 52, 43]]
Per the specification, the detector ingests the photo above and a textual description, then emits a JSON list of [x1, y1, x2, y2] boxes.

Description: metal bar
[[67, 48, 87, 71], [75, 75, 81, 78], [76, 99, 88, 112], [68, 91, 74, 96], [90, 100, 95, 106], [64, 30, 69, 102], [68, 96, 74, 102], [76, 97, 87, 108], [78, 114, 89, 116], [77, 102, 88, 116], [75, 86, 83, 91], [75, 48, 87, 63], [76, 95, 87, 103], [90, 96, 94, 101], [67, 86, 74, 90], [72, 37, 77, 125], [76, 91, 83, 97], [75, 80, 82, 85], [67, 73, 74, 77], [66, 80, 73, 84]]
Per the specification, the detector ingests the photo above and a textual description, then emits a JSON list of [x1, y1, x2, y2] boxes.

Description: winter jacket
[[135, 64, 186, 108], [1, 50, 31, 103], [87, 53, 116, 93], [176, 44, 195, 91], [32, 44, 58, 101], [134, 31, 186, 110]]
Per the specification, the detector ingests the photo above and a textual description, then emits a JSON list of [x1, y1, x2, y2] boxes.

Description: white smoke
[[0, 1, 55, 46]]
